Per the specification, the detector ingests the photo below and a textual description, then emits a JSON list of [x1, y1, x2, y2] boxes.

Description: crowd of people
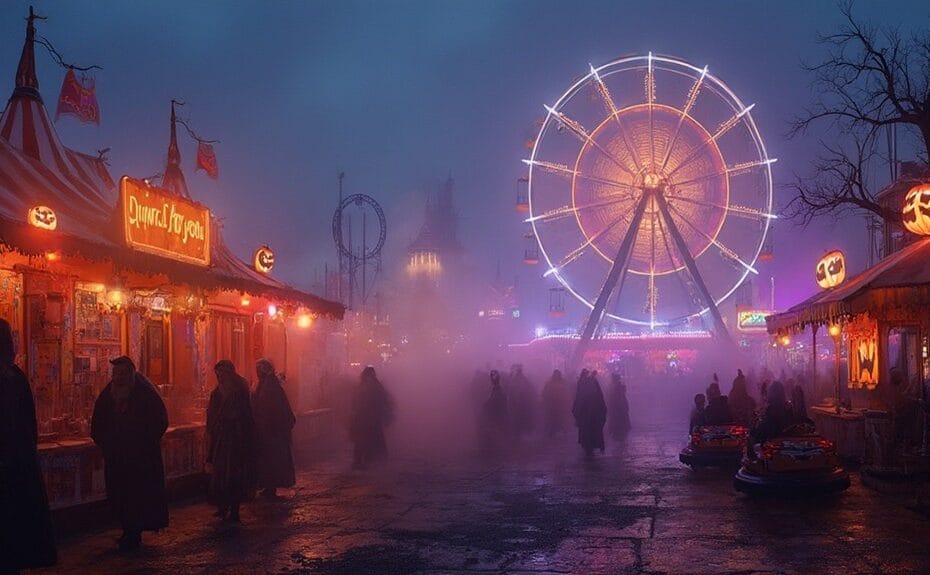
[[476, 365, 631, 456]]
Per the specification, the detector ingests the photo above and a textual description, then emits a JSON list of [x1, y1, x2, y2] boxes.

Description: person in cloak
[[689, 393, 707, 432], [540, 369, 569, 438], [480, 369, 510, 452], [749, 381, 794, 457], [0, 318, 57, 571], [703, 381, 733, 425], [91, 355, 169, 552], [253, 359, 296, 499], [508, 364, 537, 439], [728, 369, 757, 426], [349, 366, 394, 469], [572, 369, 607, 456], [607, 372, 632, 439], [207, 360, 256, 523]]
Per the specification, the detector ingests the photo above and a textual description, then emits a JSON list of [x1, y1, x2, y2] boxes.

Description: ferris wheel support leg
[[570, 192, 652, 371], [653, 193, 736, 350]]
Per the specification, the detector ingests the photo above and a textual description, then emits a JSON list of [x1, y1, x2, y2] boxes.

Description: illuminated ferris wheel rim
[[526, 53, 775, 327]]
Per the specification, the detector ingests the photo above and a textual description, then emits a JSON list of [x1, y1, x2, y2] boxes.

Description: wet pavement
[[44, 421, 930, 575]]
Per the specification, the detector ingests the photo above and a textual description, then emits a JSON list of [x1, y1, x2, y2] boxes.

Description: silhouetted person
[[91, 356, 168, 551], [789, 384, 813, 425], [690, 393, 706, 431], [572, 370, 607, 455], [541, 369, 569, 438], [207, 360, 256, 523], [728, 369, 757, 426], [703, 381, 732, 424], [480, 370, 509, 452], [349, 366, 394, 469], [252, 359, 296, 499], [508, 364, 537, 438], [607, 373, 631, 439], [751, 381, 793, 450], [0, 318, 56, 571]]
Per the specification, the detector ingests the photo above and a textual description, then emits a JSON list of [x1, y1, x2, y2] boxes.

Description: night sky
[[2, 1, 928, 324]]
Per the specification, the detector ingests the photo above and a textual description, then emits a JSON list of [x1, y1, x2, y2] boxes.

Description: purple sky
[[2, 1, 928, 325]]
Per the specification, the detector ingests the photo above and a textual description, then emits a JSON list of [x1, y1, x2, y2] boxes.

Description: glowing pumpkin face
[[816, 250, 845, 289], [902, 183, 930, 236], [254, 246, 275, 274], [28, 205, 57, 230]]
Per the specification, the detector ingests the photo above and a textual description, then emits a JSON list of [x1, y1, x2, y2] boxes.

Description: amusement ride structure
[[522, 54, 775, 366], [333, 173, 386, 308]]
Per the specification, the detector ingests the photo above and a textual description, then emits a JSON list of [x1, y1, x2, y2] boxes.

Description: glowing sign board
[[737, 310, 771, 331], [120, 176, 211, 266]]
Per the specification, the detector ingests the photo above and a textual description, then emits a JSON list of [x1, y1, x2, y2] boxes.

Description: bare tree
[[788, 1, 930, 225]]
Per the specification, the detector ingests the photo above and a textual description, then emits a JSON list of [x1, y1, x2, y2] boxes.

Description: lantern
[[28, 205, 57, 230], [815, 250, 845, 289], [902, 183, 930, 236], [253, 245, 275, 274]]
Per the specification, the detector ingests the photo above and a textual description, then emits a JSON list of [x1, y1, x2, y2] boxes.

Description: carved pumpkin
[[254, 246, 275, 274], [815, 250, 845, 289], [902, 183, 930, 236], [27, 205, 57, 230]]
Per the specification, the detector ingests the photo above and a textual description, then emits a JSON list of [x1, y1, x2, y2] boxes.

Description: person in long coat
[[91, 355, 169, 551], [207, 360, 256, 523], [1, 318, 57, 570], [508, 365, 537, 438], [572, 370, 607, 455], [541, 369, 569, 438], [252, 359, 296, 498], [349, 366, 394, 469], [728, 369, 757, 426], [607, 373, 632, 439], [479, 370, 509, 452]]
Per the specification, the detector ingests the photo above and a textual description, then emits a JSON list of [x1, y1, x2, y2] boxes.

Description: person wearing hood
[[703, 380, 733, 425], [607, 373, 631, 439], [751, 381, 794, 448], [91, 355, 169, 551], [207, 360, 256, 523], [252, 359, 296, 499], [728, 369, 757, 426], [1, 318, 57, 569], [541, 369, 569, 438], [572, 370, 607, 455], [480, 370, 509, 452], [349, 366, 394, 469]]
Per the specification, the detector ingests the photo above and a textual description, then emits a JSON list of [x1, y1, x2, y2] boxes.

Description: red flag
[[196, 141, 219, 179], [55, 69, 100, 125]]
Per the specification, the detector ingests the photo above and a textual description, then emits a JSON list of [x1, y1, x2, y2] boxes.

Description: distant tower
[[407, 174, 463, 275]]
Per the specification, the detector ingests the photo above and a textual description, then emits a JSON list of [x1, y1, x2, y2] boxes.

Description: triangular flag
[[55, 69, 100, 125], [196, 141, 218, 179]]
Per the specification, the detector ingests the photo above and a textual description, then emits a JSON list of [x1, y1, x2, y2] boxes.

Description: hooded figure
[[703, 381, 733, 424], [690, 393, 707, 432], [607, 373, 631, 439], [751, 381, 793, 447], [479, 370, 509, 451], [789, 384, 813, 425], [728, 369, 757, 426], [572, 370, 607, 455], [207, 360, 256, 523], [541, 369, 569, 437], [91, 355, 169, 551], [349, 366, 394, 469], [252, 359, 296, 498], [0, 318, 57, 569], [508, 364, 537, 438]]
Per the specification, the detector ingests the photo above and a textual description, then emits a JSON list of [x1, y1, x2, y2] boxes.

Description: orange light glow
[[240, 296, 251, 307], [267, 304, 278, 318], [44, 251, 60, 261], [29, 205, 58, 230], [297, 314, 313, 329]]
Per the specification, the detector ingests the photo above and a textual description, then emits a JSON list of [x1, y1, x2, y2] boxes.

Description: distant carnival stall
[[0, 13, 343, 508]]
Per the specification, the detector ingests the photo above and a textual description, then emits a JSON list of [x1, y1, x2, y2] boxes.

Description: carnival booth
[[0, 13, 343, 508]]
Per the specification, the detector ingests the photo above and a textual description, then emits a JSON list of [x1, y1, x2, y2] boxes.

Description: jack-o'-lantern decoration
[[253, 245, 275, 274], [815, 250, 845, 289], [902, 183, 930, 236], [27, 205, 57, 230]]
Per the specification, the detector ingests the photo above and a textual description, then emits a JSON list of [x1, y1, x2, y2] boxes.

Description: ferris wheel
[[525, 54, 775, 352]]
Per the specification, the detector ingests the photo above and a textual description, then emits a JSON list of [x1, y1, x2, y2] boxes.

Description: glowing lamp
[[828, 324, 841, 338], [240, 295, 251, 307], [253, 246, 275, 274], [106, 289, 124, 309], [780, 335, 791, 347], [815, 250, 845, 289], [28, 205, 57, 230], [297, 313, 313, 329], [902, 183, 930, 236], [45, 251, 60, 261], [267, 304, 278, 318]]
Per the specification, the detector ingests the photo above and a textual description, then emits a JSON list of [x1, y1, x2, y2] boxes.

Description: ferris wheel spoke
[[526, 193, 639, 224], [544, 106, 637, 177], [646, 52, 656, 170], [544, 210, 632, 277], [666, 104, 755, 179], [522, 159, 637, 193], [671, 157, 777, 189], [667, 195, 778, 221], [665, 202, 759, 274], [659, 65, 708, 172], [648, 206, 658, 328], [589, 64, 645, 171]]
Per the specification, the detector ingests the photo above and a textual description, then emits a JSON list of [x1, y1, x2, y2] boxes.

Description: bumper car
[[679, 424, 748, 468], [734, 424, 850, 495]]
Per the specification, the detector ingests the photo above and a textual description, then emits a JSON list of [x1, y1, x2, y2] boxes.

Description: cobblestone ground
[[44, 421, 930, 575]]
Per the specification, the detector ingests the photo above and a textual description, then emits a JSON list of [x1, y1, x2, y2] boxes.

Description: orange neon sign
[[120, 176, 211, 266]]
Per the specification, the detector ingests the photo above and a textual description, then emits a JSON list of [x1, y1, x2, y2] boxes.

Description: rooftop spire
[[12, 6, 43, 100], [161, 99, 190, 198]]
